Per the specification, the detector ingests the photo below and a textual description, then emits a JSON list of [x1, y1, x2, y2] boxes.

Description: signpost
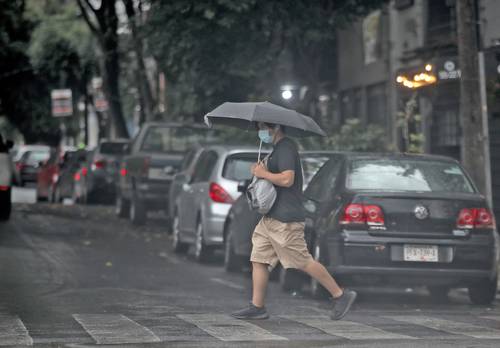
[[51, 89, 73, 117]]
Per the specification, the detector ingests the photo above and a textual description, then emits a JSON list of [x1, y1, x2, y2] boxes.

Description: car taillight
[[91, 160, 106, 171], [0, 185, 9, 191], [120, 167, 128, 177], [81, 167, 88, 176], [457, 208, 495, 229], [74, 172, 81, 181], [209, 182, 234, 204], [340, 203, 385, 227]]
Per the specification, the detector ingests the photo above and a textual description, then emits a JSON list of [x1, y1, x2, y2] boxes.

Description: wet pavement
[[0, 188, 499, 347]]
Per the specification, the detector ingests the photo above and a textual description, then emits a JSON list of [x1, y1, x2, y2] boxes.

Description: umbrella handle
[[258, 140, 262, 163]]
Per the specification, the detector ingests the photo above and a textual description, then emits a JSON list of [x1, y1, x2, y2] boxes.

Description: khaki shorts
[[250, 216, 313, 270]]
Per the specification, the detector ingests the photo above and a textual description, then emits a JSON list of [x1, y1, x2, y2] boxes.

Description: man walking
[[232, 122, 357, 321]]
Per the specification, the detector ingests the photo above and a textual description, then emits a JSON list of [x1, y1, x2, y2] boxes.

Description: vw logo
[[414, 205, 429, 220], [444, 61, 455, 72]]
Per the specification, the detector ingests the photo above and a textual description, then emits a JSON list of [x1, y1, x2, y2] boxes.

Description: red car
[[36, 146, 75, 201]]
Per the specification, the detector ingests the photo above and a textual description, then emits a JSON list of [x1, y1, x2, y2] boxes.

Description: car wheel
[[280, 267, 303, 292], [194, 220, 212, 262], [468, 277, 497, 305], [310, 236, 329, 299], [0, 188, 12, 221], [224, 223, 244, 273], [427, 286, 450, 302], [115, 192, 129, 218], [172, 213, 189, 254], [130, 194, 146, 225]]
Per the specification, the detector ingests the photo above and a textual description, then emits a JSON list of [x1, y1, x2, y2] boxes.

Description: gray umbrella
[[204, 101, 326, 137]]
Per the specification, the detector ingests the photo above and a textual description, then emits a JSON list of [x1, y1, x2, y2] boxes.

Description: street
[[0, 188, 498, 347]]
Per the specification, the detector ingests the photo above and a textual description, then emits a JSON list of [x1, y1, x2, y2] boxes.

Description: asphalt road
[[1, 187, 500, 347]]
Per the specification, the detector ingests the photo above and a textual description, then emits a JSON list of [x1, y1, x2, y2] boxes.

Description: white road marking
[[282, 315, 415, 340], [385, 315, 500, 339], [0, 315, 33, 346], [177, 314, 287, 342], [73, 314, 160, 344], [210, 278, 244, 290]]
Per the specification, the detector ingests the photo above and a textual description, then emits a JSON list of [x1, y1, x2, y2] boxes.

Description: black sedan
[[303, 153, 498, 304]]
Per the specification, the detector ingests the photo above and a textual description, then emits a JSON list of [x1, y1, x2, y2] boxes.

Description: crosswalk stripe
[[73, 314, 161, 344], [0, 316, 33, 346], [281, 315, 415, 340], [177, 314, 288, 342], [384, 315, 500, 339]]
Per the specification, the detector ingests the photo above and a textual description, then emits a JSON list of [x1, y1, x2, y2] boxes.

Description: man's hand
[[251, 162, 269, 179]]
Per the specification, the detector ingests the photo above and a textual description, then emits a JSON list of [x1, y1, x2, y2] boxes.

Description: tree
[[146, 0, 387, 124], [77, 0, 129, 138]]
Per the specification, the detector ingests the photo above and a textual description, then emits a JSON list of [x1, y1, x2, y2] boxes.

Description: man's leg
[[301, 259, 343, 298], [252, 262, 270, 307]]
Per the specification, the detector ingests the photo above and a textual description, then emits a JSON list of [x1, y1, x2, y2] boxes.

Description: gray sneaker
[[331, 289, 357, 320], [231, 303, 269, 320]]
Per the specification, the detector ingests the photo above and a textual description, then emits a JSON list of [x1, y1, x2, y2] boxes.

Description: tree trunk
[[456, 0, 487, 194], [124, 0, 155, 123]]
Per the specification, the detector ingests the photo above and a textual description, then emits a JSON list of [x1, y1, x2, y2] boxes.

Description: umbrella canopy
[[204, 101, 326, 137]]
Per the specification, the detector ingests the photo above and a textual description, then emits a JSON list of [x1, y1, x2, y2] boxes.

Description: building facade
[[334, 0, 500, 216]]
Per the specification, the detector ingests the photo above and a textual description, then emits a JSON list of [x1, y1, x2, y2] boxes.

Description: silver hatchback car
[[172, 145, 263, 262]]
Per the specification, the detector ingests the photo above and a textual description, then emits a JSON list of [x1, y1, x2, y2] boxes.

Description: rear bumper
[[325, 230, 499, 286], [204, 203, 232, 246], [136, 180, 171, 211]]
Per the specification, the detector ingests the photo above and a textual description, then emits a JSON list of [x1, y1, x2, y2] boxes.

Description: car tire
[[0, 188, 12, 221], [130, 194, 146, 225], [172, 212, 189, 254], [310, 236, 330, 299], [468, 277, 497, 305], [427, 286, 450, 302], [280, 267, 303, 292], [224, 224, 244, 273], [194, 220, 212, 262], [115, 192, 129, 218]]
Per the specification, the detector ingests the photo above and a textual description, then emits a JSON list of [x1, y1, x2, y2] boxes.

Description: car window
[[141, 127, 221, 153], [222, 153, 259, 182], [347, 159, 475, 193], [24, 150, 50, 166], [191, 151, 218, 183], [180, 148, 198, 171], [99, 142, 127, 155], [301, 155, 333, 187], [304, 157, 343, 202]]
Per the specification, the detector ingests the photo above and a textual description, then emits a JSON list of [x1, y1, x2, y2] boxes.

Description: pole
[[456, 0, 488, 195], [478, 51, 493, 208]]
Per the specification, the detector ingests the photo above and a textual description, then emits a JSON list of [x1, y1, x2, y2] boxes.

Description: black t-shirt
[[266, 137, 305, 222]]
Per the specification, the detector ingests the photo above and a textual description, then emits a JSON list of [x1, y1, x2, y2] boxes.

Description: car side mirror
[[237, 179, 251, 193], [303, 198, 318, 214]]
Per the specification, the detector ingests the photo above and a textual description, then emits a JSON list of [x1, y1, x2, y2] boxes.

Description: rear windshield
[[222, 153, 259, 181], [347, 159, 475, 193], [141, 127, 220, 153], [25, 151, 50, 165], [100, 142, 127, 155]]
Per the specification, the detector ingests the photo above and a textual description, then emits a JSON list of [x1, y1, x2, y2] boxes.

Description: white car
[[0, 142, 14, 221]]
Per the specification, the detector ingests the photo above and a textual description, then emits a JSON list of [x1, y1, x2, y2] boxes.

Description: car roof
[[202, 145, 263, 154], [338, 152, 459, 163], [142, 122, 211, 129]]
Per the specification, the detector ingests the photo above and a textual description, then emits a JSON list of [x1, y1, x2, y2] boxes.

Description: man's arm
[[252, 163, 295, 188]]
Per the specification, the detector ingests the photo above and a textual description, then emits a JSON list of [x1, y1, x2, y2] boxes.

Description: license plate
[[403, 245, 439, 262], [148, 168, 169, 180]]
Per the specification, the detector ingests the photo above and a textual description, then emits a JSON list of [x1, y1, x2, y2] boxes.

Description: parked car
[[300, 153, 498, 305], [222, 151, 336, 285], [51, 149, 88, 203], [0, 137, 14, 221], [73, 139, 128, 204], [115, 123, 221, 225], [172, 146, 262, 262], [14, 146, 51, 186], [36, 146, 76, 201], [11, 145, 50, 186]]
